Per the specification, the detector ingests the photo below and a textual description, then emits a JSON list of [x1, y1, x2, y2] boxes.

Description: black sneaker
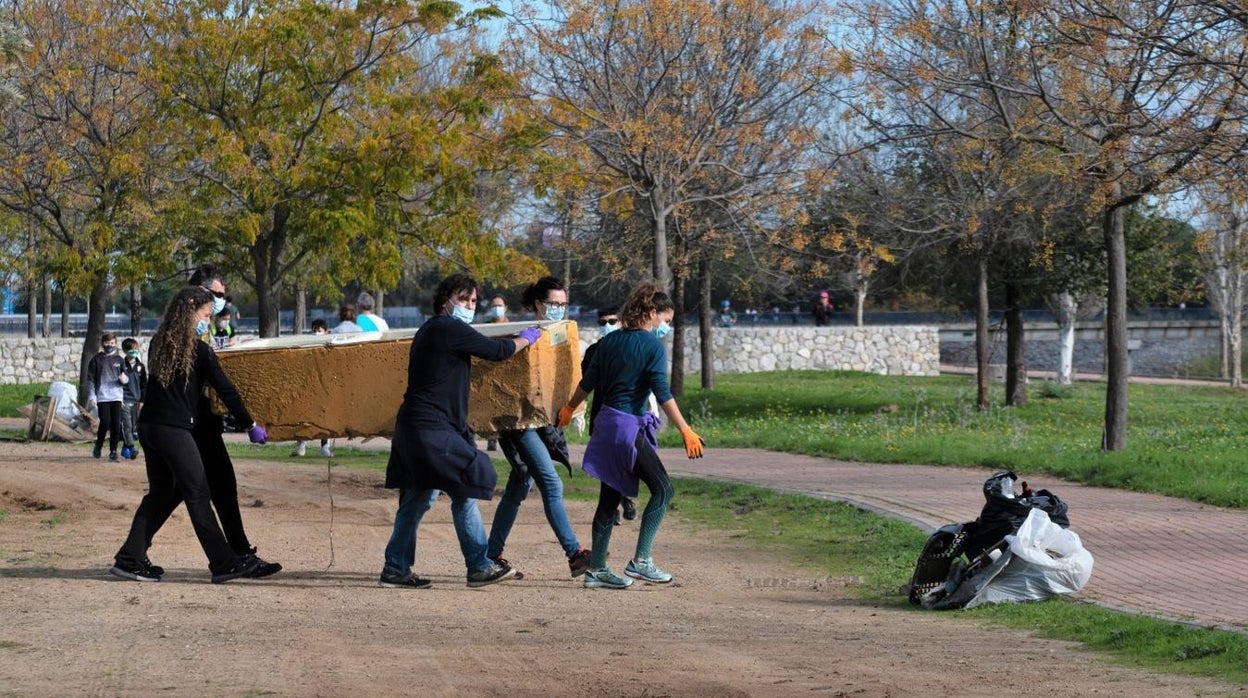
[[239, 547, 282, 579], [379, 570, 433, 589], [489, 554, 523, 580], [142, 557, 165, 577], [467, 562, 516, 588], [109, 559, 162, 582], [568, 548, 592, 578], [622, 497, 637, 521], [210, 555, 262, 584]]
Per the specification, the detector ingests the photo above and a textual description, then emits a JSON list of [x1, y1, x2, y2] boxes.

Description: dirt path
[[0, 441, 1236, 697]]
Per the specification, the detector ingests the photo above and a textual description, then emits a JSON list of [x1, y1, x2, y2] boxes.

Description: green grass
[[0, 383, 51, 418], [655, 371, 1248, 508]]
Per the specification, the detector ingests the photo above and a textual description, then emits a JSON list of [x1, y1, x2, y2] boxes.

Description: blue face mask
[[489, 306, 506, 319], [544, 305, 566, 322], [600, 321, 617, 336], [210, 295, 226, 315], [653, 320, 671, 339], [450, 303, 475, 324], [196, 319, 210, 336]]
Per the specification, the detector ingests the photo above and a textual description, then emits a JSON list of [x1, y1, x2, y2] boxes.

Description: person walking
[[187, 264, 282, 577], [87, 333, 127, 462], [380, 272, 541, 589], [118, 337, 147, 460], [486, 277, 591, 579], [109, 286, 270, 583], [581, 306, 635, 525], [557, 281, 705, 589]]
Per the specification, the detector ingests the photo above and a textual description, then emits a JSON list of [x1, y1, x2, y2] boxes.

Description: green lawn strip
[[224, 446, 1248, 683], [0, 383, 52, 418]]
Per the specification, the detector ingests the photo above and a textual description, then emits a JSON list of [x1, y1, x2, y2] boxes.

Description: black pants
[[116, 423, 239, 573], [94, 402, 122, 453], [592, 433, 673, 533]]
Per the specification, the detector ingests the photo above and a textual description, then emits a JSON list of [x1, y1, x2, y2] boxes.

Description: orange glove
[[556, 404, 576, 429], [680, 426, 705, 459]]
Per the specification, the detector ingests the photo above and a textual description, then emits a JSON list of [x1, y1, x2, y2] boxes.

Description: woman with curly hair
[[557, 281, 705, 589], [110, 286, 270, 584]]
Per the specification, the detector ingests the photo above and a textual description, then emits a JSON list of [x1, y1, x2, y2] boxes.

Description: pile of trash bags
[[907, 470, 1093, 610]]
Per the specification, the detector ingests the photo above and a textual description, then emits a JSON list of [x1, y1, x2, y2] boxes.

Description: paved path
[[571, 443, 1248, 632]]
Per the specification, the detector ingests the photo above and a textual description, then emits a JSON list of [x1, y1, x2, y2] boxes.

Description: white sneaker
[[319, 444, 333, 458], [293, 441, 307, 457]]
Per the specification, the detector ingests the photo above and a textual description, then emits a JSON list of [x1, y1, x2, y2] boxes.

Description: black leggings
[[95, 402, 122, 453]]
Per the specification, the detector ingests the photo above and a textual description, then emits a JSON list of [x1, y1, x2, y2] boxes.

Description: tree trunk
[[253, 204, 290, 337], [698, 251, 715, 390], [61, 290, 70, 338], [854, 279, 867, 327], [649, 192, 673, 292], [1055, 291, 1076, 385], [129, 285, 143, 336], [376, 289, 385, 316], [26, 278, 36, 339], [1004, 281, 1027, 407], [670, 269, 685, 398], [78, 275, 110, 406], [1102, 197, 1129, 451], [42, 277, 51, 338], [1230, 268, 1244, 388], [294, 287, 307, 335], [975, 255, 990, 410]]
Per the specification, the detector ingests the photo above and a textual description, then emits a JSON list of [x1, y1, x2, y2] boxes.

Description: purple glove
[[519, 326, 542, 345], [247, 423, 268, 445]]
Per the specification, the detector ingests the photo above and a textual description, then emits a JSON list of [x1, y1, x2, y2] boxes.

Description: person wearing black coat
[[379, 273, 541, 590]]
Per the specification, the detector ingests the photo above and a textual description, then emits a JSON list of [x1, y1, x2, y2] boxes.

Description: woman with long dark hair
[[110, 286, 270, 583], [557, 281, 705, 588]]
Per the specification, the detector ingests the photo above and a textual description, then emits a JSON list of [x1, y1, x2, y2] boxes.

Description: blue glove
[[519, 326, 542, 345], [247, 424, 268, 445]]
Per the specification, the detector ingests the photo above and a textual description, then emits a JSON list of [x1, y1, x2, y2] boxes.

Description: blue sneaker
[[119, 446, 131, 459], [624, 558, 673, 584], [583, 567, 633, 589]]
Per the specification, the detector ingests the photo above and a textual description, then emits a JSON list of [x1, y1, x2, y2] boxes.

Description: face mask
[[196, 319, 210, 336], [544, 305, 566, 322], [212, 296, 227, 315], [489, 306, 505, 319], [600, 321, 617, 336], [653, 320, 671, 339], [103, 344, 117, 354], [450, 303, 475, 323], [126, 350, 140, 359]]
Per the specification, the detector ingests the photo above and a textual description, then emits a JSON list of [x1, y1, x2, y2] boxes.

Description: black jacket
[[139, 341, 254, 432]]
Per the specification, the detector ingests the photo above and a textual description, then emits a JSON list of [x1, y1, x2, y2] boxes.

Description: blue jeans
[[488, 429, 581, 559], [383, 489, 490, 575]]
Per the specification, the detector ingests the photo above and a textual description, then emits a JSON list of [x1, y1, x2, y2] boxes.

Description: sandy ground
[[0, 440, 1239, 697]]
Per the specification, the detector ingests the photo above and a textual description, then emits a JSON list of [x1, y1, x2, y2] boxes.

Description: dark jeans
[[94, 401, 122, 453], [193, 420, 253, 555], [116, 423, 239, 573]]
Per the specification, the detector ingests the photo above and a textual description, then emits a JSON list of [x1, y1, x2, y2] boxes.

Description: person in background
[[87, 333, 126, 462], [185, 263, 282, 579], [119, 337, 147, 461], [557, 281, 705, 589], [355, 292, 390, 332], [813, 290, 835, 326], [224, 295, 240, 333], [718, 299, 736, 328], [333, 303, 361, 334], [109, 286, 270, 583], [213, 308, 235, 348], [294, 320, 334, 458], [487, 296, 510, 323], [486, 277, 592, 580], [580, 306, 635, 525]]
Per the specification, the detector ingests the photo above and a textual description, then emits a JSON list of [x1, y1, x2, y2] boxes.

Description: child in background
[[213, 308, 235, 348], [87, 333, 127, 461], [119, 337, 147, 460]]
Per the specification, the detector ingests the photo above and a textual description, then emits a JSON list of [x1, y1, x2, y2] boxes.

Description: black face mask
[[103, 345, 117, 354]]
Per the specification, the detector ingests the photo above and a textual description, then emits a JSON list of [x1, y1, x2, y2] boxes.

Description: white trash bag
[[964, 508, 1094, 609]]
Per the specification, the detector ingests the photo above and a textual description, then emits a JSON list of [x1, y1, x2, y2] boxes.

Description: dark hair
[[216, 308, 232, 319], [100, 332, 117, 345], [311, 319, 329, 332], [339, 304, 357, 322], [432, 273, 479, 314], [521, 276, 566, 311], [620, 282, 673, 328], [597, 305, 619, 320], [188, 263, 222, 288], [150, 286, 214, 388], [121, 337, 139, 351]]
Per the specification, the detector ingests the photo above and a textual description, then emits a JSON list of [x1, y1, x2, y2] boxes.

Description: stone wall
[[0, 337, 149, 385], [582, 325, 941, 376]]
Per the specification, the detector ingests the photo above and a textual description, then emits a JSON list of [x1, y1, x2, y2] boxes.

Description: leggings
[[94, 402, 122, 453], [589, 432, 674, 569]]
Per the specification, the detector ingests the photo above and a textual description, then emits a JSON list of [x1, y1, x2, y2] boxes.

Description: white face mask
[[490, 306, 506, 319], [450, 303, 475, 323]]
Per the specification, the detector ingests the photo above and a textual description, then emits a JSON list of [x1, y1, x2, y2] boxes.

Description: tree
[[0, 0, 175, 401]]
